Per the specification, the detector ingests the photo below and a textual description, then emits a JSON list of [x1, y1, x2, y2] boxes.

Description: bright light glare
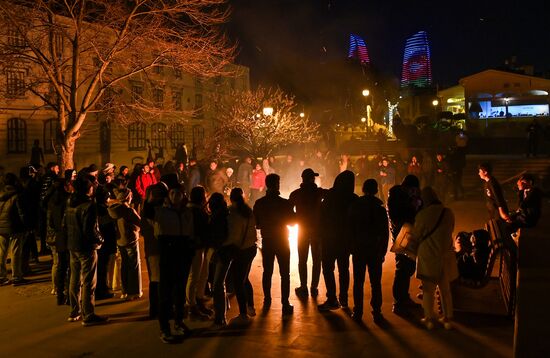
[[432, 99, 439, 106], [299, 112, 305, 118], [263, 107, 274, 116], [287, 224, 298, 256], [361, 117, 367, 123], [362, 89, 370, 97]]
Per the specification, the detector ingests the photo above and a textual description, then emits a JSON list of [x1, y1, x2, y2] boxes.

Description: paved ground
[[0, 198, 514, 358]]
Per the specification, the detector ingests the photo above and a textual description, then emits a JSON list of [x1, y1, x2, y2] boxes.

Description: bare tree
[[0, 0, 235, 169], [212, 86, 320, 159]]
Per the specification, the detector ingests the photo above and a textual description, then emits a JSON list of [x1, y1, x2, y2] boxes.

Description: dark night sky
[[228, 0, 550, 93]]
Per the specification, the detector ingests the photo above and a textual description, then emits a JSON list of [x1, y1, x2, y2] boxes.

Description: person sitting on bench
[[508, 174, 543, 232], [455, 230, 491, 282]]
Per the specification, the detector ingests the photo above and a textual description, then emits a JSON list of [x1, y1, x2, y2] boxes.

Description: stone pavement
[[0, 198, 514, 358]]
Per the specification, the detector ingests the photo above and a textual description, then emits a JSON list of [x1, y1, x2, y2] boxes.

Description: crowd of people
[[0, 147, 542, 343]]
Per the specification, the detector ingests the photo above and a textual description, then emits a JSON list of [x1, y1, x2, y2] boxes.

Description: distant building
[[348, 34, 370, 65], [401, 31, 433, 89]]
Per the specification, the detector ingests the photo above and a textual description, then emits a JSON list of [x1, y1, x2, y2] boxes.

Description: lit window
[[169, 123, 185, 148], [128, 122, 146, 151], [6, 68, 26, 97]]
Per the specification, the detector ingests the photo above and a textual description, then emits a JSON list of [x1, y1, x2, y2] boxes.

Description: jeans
[[158, 236, 194, 332], [119, 243, 142, 296], [262, 244, 291, 304], [69, 250, 98, 320], [0, 233, 27, 280], [392, 253, 416, 305], [187, 247, 213, 305], [297, 235, 321, 290], [352, 254, 383, 314], [321, 247, 350, 304], [233, 246, 257, 315], [212, 246, 234, 324], [54, 248, 69, 299]]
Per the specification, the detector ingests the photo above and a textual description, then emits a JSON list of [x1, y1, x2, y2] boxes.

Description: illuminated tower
[[348, 34, 370, 64], [401, 31, 432, 88]]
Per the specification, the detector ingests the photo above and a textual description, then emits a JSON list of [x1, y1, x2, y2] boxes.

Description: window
[[153, 88, 164, 108], [174, 68, 182, 79], [7, 118, 27, 153], [172, 90, 182, 111], [151, 123, 167, 149], [194, 77, 203, 91], [7, 27, 26, 47], [6, 68, 26, 97], [43, 118, 60, 154], [131, 84, 143, 103], [153, 65, 163, 75], [194, 93, 203, 118], [128, 122, 146, 150], [169, 123, 185, 148], [192, 124, 205, 150]]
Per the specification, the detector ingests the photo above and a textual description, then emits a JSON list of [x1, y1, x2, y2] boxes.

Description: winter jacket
[[40, 172, 58, 205], [348, 195, 389, 261], [415, 203, 458, 283], [46, 181, 71, 251], [0, 185, 27, 235], [153, 205, 194, 240], [209, 208, 229, 249], [227, 207, 257, 249], [320, 171, 358, 253], [188, 203, 210, 247], [250, 169, 266, 190], [64, 194, 103, 252], [253, 190, 295, 249], [108, 202, 141, 247], [288, 182, 326, 237], [206, 169, 228, 194], [136, 172, 157, 199]]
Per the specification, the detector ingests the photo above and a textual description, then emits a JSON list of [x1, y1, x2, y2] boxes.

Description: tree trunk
[[61, 136, 76, 171]]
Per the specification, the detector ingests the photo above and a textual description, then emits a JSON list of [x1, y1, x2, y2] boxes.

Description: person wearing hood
[[108, 189, 142, 300], [64, 175, 108, 326], [0, 173, 28, 286], [414, 187, 457, 330], [253, 174, 296, 315], [388, 175, 423, 314], [289, 168, 327, 298], [318, 170, 358, 311], [348, 179, 389, 323]]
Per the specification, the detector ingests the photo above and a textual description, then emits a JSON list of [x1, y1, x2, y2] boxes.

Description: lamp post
[[432, 99, 439, 120], [504, 97, 509, 118], [362, 89, 374, 132]]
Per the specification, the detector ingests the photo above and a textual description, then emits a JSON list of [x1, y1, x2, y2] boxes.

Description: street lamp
[[263, 107, 273, 116], [432, 99, 439, 119], [299, 112, 305, 118], [362, 89, 373, 132], [362, 89, 370, 97]]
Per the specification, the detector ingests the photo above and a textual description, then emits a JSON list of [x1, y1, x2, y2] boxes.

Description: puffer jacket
[[64, 193, 103, 252], [0, 185, 26, 235], [108, 202, 141, 247]]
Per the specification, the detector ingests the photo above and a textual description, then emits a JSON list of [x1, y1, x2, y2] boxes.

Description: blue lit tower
[[401, 31, 432, 88], [348, 34, 370, 64]]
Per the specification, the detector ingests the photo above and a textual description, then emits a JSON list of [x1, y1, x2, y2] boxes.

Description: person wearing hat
[[108, 189, 142, 300], [289, 168, 327, 298], [253, 174, 296, 315]]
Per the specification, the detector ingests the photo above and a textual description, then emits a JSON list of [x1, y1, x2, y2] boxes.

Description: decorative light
[[263, 107, 273, 116], [299, 112, 305, 118]]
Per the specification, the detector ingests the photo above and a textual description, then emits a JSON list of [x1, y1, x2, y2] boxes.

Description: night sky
[[228, 0, 549, 94]]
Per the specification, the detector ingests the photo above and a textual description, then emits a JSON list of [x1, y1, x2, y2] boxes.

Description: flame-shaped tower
[[401, 31, 432, 88], [348, 34, 370, 64]]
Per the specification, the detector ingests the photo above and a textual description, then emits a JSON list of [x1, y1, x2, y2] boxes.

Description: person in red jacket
[[136, 165, 157, 201], [250, 163, 266, 206]]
